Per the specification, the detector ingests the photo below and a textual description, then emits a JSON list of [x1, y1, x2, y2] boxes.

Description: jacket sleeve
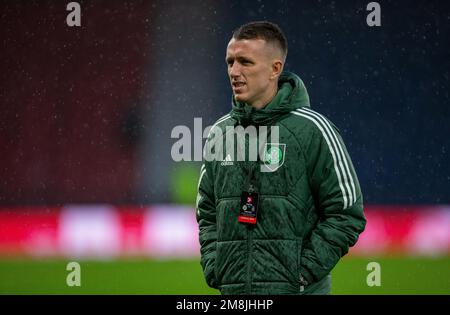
[[196, 161, 219, 289], [299, 120, 366, 284]]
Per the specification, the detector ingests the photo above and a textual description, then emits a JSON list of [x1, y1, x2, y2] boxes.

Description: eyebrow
[[225, 56, 253, 63]]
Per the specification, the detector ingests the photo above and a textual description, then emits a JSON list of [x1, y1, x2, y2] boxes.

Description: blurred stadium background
[[1, 0, 449, 294]]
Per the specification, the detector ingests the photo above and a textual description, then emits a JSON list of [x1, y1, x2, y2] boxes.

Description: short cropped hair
[[232, 21, 288, 60]]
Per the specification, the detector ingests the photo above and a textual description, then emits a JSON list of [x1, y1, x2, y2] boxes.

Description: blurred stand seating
[[0, 1, 153, 205]]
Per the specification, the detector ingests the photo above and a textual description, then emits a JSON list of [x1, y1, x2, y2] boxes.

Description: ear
[[270, 59, 283, 80]]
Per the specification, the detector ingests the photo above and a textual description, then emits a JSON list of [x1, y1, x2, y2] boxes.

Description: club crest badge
[[260, 143, 286, 172]]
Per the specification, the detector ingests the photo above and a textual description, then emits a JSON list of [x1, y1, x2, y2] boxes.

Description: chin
[[234, 94, 247, 103]]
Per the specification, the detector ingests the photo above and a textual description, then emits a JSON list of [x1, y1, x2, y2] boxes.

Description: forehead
[[226, 38, 268, 58]]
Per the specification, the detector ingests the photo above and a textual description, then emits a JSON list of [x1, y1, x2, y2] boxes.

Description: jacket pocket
[[215, 240, 248, 286]]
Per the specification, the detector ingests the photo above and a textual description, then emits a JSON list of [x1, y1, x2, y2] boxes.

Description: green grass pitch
[[0, 256, 449, 294]]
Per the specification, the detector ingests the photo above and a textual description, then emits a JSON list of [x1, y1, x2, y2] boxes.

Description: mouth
[[232, 82, 246, 91]]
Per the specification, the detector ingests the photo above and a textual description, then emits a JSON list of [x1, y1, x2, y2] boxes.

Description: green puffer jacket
[[196, 72, 366, 295]]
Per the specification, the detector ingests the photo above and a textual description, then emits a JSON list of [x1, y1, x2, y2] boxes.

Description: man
[[196, 21, 366, 295]]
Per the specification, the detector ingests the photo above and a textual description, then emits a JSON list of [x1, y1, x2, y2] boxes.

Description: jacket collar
[[231, 71, 310, 126]]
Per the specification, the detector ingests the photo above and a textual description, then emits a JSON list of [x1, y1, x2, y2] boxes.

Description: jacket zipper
[[246, 225, 253, 294], [244, 130, 254, 294]]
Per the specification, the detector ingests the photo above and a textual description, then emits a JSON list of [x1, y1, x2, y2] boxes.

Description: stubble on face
[[226, 38, 282, 109]]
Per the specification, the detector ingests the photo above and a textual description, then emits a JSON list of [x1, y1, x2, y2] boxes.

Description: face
[[226, 38, 282, 108]]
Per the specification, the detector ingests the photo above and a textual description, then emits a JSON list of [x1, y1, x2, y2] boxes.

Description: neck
[[250, 84, 278, 109]]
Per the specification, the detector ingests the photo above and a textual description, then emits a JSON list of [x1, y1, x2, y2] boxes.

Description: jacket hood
[[231, 71, 310, 126]]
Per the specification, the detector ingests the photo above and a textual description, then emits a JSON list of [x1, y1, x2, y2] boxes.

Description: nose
[[229, 62, 241, 79]]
